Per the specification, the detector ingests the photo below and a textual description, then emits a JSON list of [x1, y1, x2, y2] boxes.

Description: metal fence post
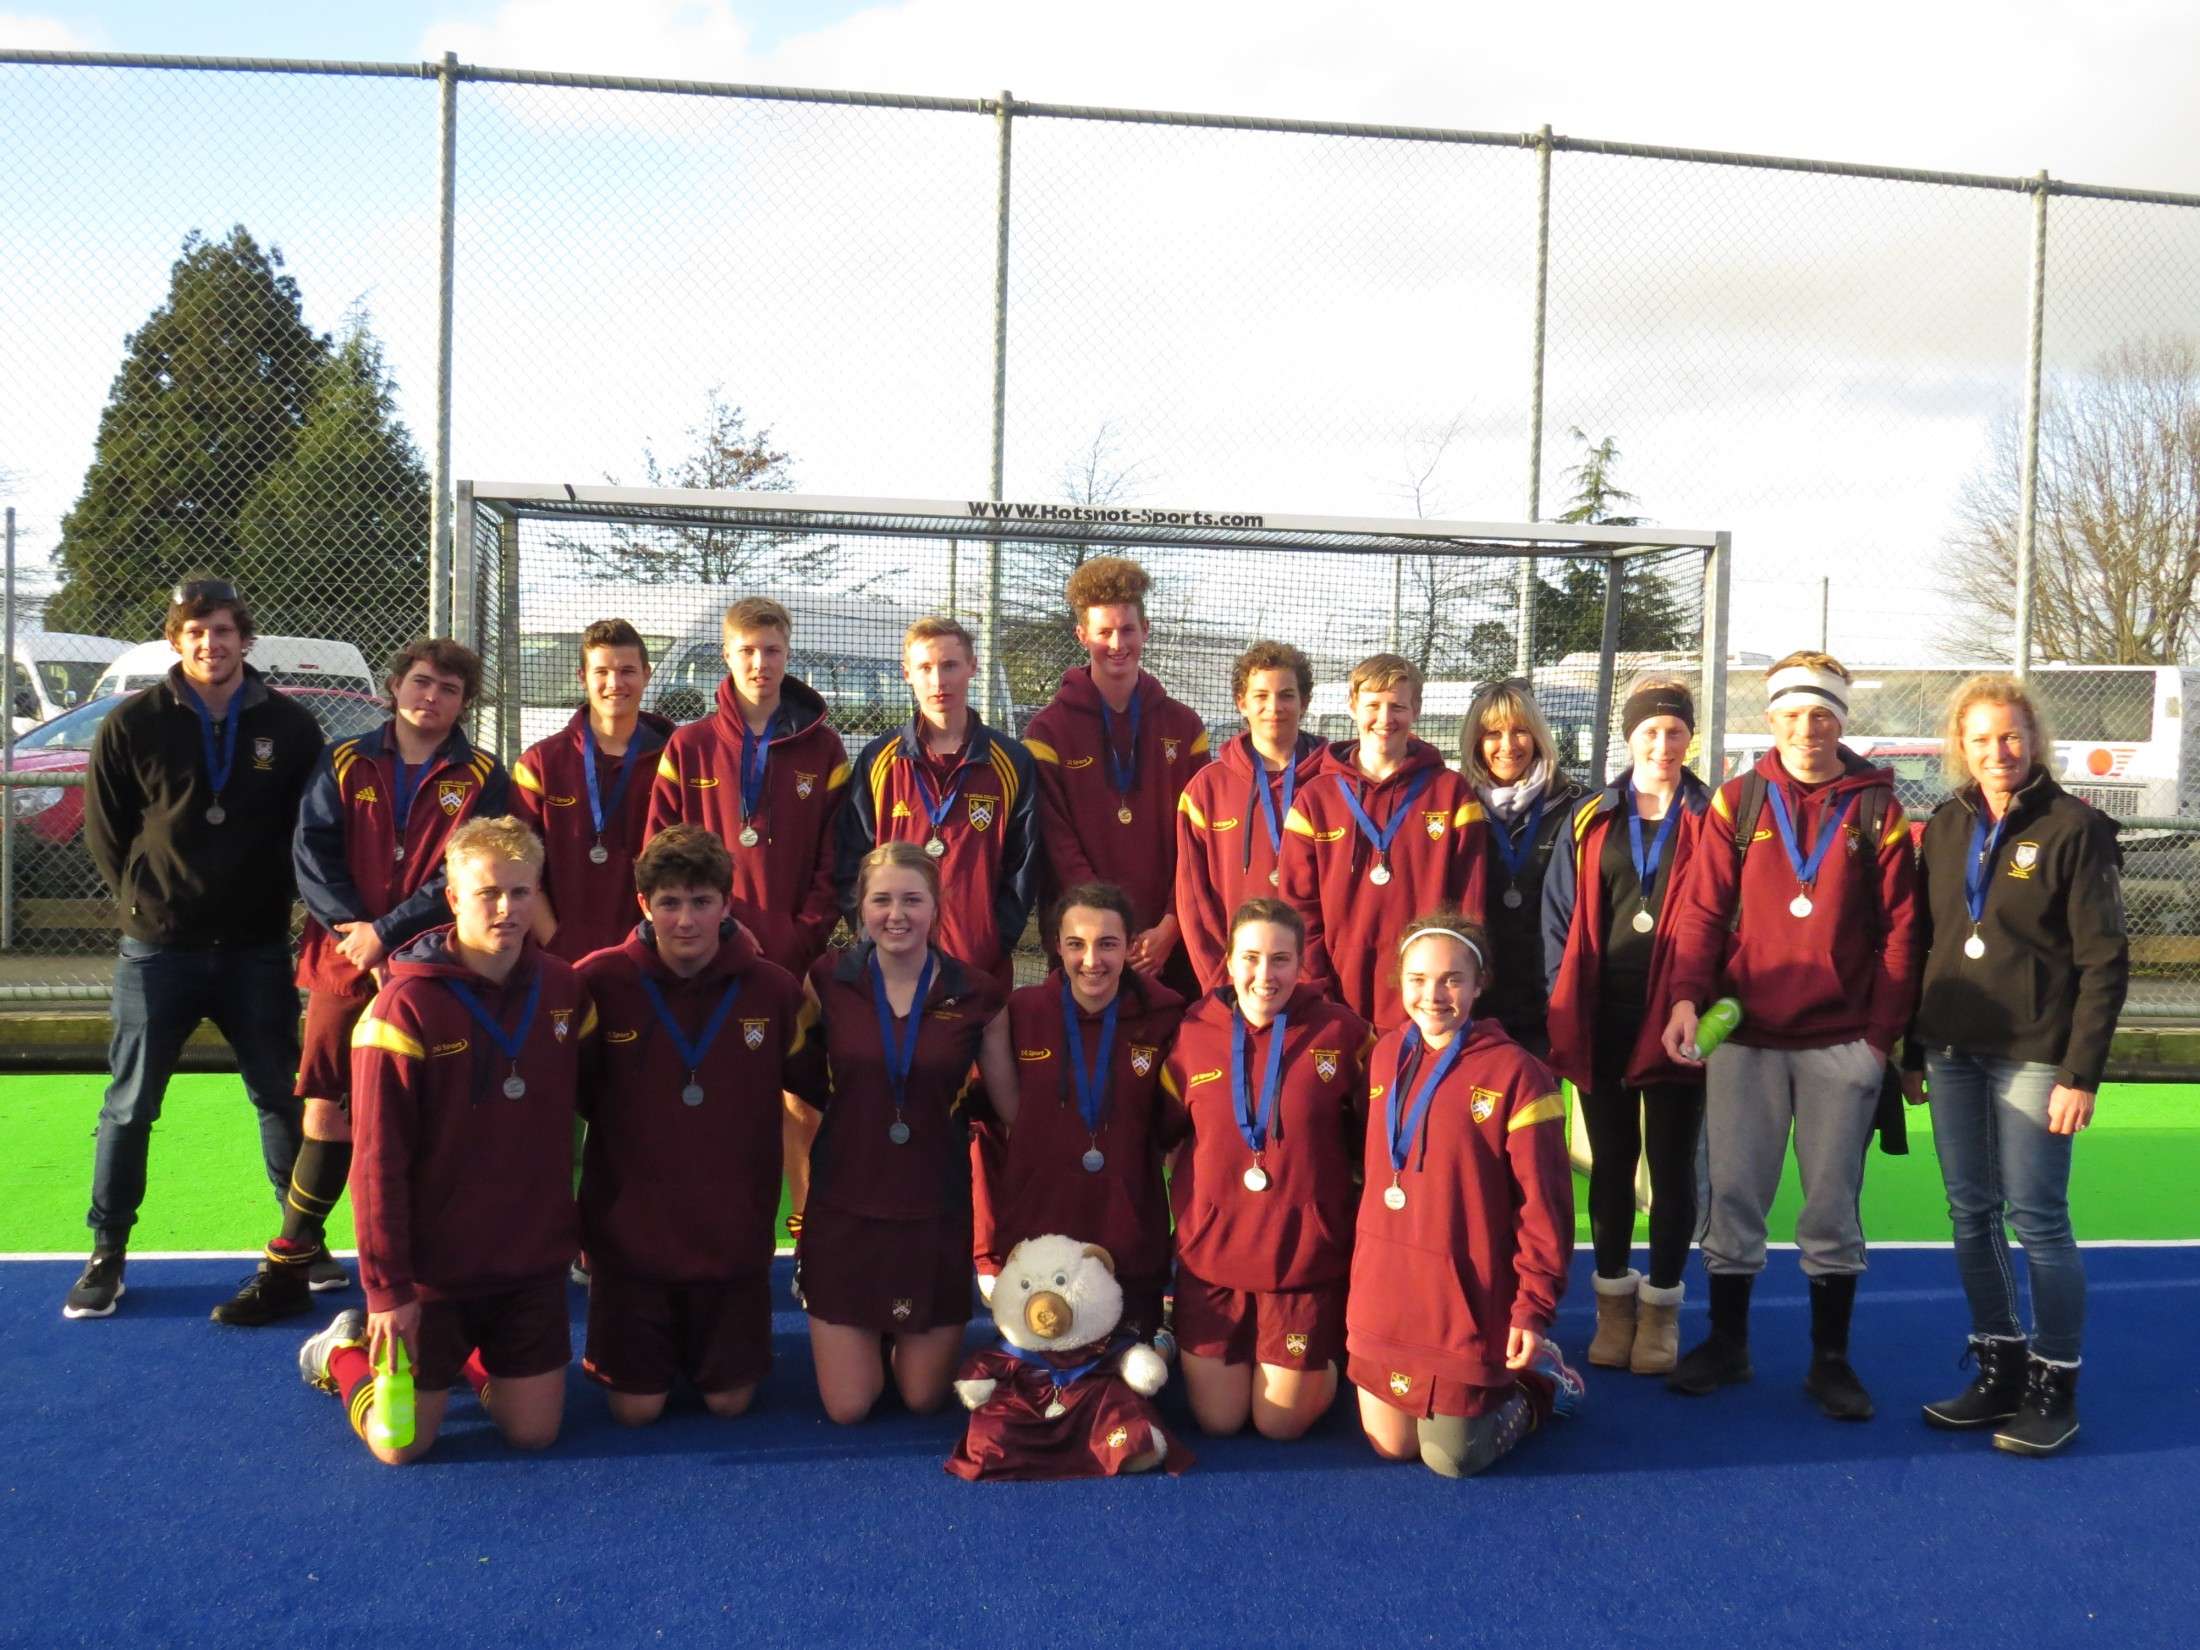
[[1590, 551, 1624, 785], [982, 89, 1014, 723], [1518, 124, 1553, 677], [2, 506, 14, 951], [1702, 533, 1732, 782], [428, 50, 459, 640], [498, 508, 521, 764], [2012, 169, 2049, 679]]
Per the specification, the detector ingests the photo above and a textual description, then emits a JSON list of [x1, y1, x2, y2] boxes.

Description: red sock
[[460, 1348, 491, 1401], [328, 1344, 376, 1442]]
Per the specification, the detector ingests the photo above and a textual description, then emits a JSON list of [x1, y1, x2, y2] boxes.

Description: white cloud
[[0, 11, 101, 49]]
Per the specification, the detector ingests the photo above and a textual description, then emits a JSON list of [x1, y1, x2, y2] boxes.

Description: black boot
[[1921, 1335, 2028, 1429], [1803, 1273, 1874, 1421], [1667, 1271, 1753, 1396], [1993, 1356, 2080, 1456]]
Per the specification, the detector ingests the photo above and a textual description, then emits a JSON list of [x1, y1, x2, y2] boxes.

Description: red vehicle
[[4, 687, 387, 897]]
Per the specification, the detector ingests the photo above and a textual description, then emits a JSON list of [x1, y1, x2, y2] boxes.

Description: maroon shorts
[[582, 1270, 772, 1396], [411, 1277, 573, 1392], [796, 1203, 974, 1335], [295, 982, 376, 1104], [1172, 1268, 1347, 1370], [1346, 1353, 1512, 1419]]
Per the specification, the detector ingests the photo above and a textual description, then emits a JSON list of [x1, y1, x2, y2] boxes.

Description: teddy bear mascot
[[946, 1234, 1193, 1480]]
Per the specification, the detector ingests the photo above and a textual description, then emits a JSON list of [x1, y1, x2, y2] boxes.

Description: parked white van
[[8, 632, 130, 733], [95, 635, 376, 700]]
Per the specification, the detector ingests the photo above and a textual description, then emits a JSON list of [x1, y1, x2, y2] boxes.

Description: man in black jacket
[[64, 578, 327, 1319]]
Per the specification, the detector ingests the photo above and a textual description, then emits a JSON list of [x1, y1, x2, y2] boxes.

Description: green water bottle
[[369, 1336, 416, 1451], [1693, 997, 1744, 1061]]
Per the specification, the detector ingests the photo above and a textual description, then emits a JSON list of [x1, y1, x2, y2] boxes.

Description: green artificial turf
[[0, 1073, 2191, 1254]]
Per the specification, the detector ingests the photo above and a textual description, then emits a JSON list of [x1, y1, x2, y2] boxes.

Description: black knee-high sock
[[270, 1138, 352, 1260]]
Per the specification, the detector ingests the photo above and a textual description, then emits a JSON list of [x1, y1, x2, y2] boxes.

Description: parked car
[[95, 636, 376, 700], [8, 632, 130, 734], [4, 686, 385, 898]]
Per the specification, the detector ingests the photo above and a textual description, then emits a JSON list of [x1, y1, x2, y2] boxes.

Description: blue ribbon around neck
[[1230, 1004, 1290, 1157], [1060, 978, 1120, 1138], [178, 680, 239, 799], [637, 971, 743, 1075], [1765, 783, 1855, 891], [1625, 780, 1683, 891], [1333, 766, 1435, 862], [869, 949, 938, 1112], [1388, 1022, 1469, 1176], [443, 969, 542, 1069]]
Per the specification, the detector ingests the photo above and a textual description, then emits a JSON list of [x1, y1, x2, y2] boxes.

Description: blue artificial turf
[[4, 1248, 2197, 1650]]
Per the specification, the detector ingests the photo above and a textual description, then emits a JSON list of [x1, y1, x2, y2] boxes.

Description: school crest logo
[[1283, 1333, 1310, 1359], [437, 779, 469, 816], [252, 736, 275, 769], [1389, 1372, 1413, 1397], [795, 771, 816, 800], [891, 1298, 914, 1322], [606, 1028, 639, 1044], [742, 1019, 768, 1050], [1470, 1086, 1502, 1123], [890, 799, 912, 819], [354, 784, 379, 804], [2012, 842, 2040, 878], [1163, 737, 1181, 762], [1424, 811, 1447, 841], [1312, 1048, 1340, 1082], [1106, 1425, 1130, 1450], [551, 1009, 573, 1042], [968, 794, 998, 832], [1129, 1044, 1157, 1077]]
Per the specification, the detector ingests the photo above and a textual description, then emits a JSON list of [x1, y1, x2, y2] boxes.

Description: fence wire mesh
[[1, 52, 2196, 1014]]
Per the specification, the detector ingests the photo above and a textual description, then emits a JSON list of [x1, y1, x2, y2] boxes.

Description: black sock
[[270, 1138, 353, 1261]]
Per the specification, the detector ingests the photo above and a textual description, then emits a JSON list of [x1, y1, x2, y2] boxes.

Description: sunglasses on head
[[171, 578, 241, 605]]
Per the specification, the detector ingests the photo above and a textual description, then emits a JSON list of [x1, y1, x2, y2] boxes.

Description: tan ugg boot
[[1631, 1279, 1684, 1375], [1587, 1270, 1641, 1368]]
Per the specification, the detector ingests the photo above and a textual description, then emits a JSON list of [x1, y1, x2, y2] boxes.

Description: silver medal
[[1268, 869, 1280, 888], [1631, 908, 1656, 934], [738, 826, 760, 848], [393, 844, 406, 863], [502, 1073, 527, 1099], [1368, 862, 1392, 886], [888, 1118, 912, 1145], [924, 836, 947, 859], [1043, 1398, 1067, 1419], [681, 1080, 706, 1107], [1788, 892, 1814, 919], [205, 803, 226, 825], [1964, 932, 1987, 960], [1502, 887, 1523, 910], [588, 842, 609, 865], [1116, 804, 1133, 825], [1242, 1164, 1270, 1192], [1081, 1148, 1105, 1173], [1382, 1183, 1406, 1212]]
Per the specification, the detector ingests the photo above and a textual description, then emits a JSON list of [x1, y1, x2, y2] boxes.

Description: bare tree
[[1942, 336, 2200, 663], [997, 421, 1151, 705], [1386, 410, 1506, 680]]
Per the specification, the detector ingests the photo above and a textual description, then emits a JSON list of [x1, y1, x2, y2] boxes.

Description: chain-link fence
[[2, 51, 2197, 1012]]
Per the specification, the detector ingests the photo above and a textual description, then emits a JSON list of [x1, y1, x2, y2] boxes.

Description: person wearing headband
[[1346, 916, 1582, 1476], [785, 841, 1008, 1424], [1278, 654, 1487, 1029], [1544, 679, 1712, 1376], [976, 881, 1188, 1348], [65, 576, 327, 1323], [1901, 674, 2126, 1455], [1460, 678, 1585, 1059], [1657, 650, 1920, 1420], [1158, 899, 1370, 1440]]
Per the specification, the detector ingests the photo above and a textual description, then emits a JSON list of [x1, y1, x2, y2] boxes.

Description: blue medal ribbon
[[1765, 783, 1855, 892], [1491, 795, 1545, 883], [1964, 806, 2013, 928], [1003, 1334, 1125, 1391], [1060, 978, 1121, 1138], [177, 680, 239, 799], [1333, 766, 1435, 865], [1247, 752, 1298, 869], [444, 969, 542, 1071], [390, 752, 427, 842], [1625, 780, 1683, 892], [908, 743, 965, 838], [1387, 1024, 1469, 1176], [1230, 1005, 1290, 1157], [581, 723, 647, 842], [737, 717, 769, 828], [637, 971, 743, 1076], [868, 948, 939, 1113], [1099, 693, 1142, 801]]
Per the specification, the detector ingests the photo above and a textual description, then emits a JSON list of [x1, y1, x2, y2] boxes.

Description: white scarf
[[1478, 758, 1551, 825]]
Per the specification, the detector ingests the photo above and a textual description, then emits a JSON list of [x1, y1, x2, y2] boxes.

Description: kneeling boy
[[298, 817, 592, 1464]]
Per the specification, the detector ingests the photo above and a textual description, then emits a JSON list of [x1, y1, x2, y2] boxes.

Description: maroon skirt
[[796, 1201, 975, 1335]]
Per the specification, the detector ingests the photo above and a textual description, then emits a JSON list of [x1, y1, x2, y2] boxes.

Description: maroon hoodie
[[576, 924, 811, 1283], [1278, 739, 1489, 1029], [1158, 982, 1372, 1292], [1347, 1019, 1572, 1388], [1024, 666, 1211, 935], [1174, 730, 1328, 991], [348, 928, 594, 1313], [645, 675, 850, 974], [512, 709, 676, 963], [1665, 747, 1920, 1053]]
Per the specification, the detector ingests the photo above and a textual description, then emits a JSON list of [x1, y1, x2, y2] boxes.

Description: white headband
[[1398, 926, 1486, 971], [1765, 664, 1849, 722]]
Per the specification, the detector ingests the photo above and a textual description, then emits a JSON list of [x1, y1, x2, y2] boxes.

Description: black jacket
[[1904, 768, 2128, 1090], [1478, 770, 1586, 1050], [86, 664, 325, 947]]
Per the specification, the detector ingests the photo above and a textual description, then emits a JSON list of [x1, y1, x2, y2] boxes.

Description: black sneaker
[[1805, 1353, 1876, 1420], [306, 1250, 351, 1292], [1922, 1335, 2027, 1429], [1993, 1356, 2080, 1456], [1667, 1333, 1752, 1396], [62, 1250, 127, 1319], [209, 1260, 313, 1326]]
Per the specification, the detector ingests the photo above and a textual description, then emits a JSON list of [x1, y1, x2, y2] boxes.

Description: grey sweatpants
[[1701, 1038, 1883, 1279]]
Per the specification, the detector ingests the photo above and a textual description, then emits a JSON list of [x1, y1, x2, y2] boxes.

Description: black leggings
[[1577, 1080, 1705, 1289]]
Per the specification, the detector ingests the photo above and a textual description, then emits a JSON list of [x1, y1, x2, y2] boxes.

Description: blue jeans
[[1925, 1050, 2085, 1362], [86, 938, 304, 1244]]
